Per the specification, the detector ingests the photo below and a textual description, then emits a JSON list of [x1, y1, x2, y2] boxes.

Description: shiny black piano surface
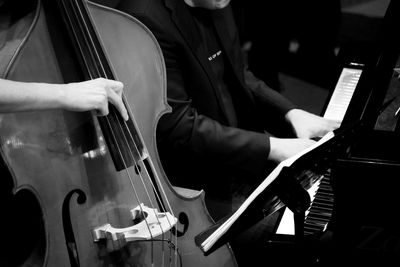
[[319, 0, 400, 264], [270, 1, 400, 265], [328, 1, 400, 261]]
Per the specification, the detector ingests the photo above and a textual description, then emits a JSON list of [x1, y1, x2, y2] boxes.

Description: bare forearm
[[0, 78, 128, 120], [0, 78, 63, 113]]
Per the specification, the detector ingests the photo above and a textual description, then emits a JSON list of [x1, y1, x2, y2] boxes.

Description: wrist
[[268, 137, 282, 163], [284, 108, 300, 124]]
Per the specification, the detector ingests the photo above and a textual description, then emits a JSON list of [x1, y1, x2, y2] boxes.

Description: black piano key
[[299, 171, 335, 236]]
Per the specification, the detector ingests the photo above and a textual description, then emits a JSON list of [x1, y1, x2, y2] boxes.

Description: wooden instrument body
[[0, 0, 237, 266]]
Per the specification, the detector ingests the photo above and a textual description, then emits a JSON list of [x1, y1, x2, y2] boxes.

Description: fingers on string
[[96, 97, 110, 117], [104, 79, 129, 121]]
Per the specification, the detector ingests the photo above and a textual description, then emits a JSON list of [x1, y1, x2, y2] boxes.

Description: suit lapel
[[212, 7, 245, 88], [212, 7, 256, 106], [165, 0, 202, 57], [164, 0, 235, 125], [165, 0, 215, 83]]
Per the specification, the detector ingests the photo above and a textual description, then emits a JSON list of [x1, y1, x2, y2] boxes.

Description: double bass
[[0, 0, 237, 266]]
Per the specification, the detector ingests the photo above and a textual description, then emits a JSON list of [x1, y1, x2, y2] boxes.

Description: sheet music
[[323, 67, 362, 124], [200, 132, 335, 252]]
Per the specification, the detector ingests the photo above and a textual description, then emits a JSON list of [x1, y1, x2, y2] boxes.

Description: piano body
[[271, 0, 400, 265]]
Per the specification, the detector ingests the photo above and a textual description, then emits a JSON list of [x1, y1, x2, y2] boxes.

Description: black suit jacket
[[117, 0, 296, 217]]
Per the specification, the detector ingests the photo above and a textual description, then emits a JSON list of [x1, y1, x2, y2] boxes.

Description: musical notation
[[323, 67, 362, 124]]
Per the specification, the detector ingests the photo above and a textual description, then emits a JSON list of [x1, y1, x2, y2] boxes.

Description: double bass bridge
[[92, 203, 177, 251]]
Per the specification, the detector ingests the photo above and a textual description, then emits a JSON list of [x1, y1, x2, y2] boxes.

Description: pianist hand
[[285, 109, 340, 139], [269, 137, 316, 163], [267, 109, 340, 163]]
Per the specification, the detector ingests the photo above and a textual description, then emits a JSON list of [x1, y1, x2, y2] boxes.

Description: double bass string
[[114, 106, 178, 266], [69, 0, 179, 265], [70, 3, 160, 266], [62, 0, 156, 262], [113, 106, 180, 266], [62, 0, 155, 244]]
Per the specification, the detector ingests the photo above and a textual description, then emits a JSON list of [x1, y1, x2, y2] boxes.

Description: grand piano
[[271, 0, 400, 265]]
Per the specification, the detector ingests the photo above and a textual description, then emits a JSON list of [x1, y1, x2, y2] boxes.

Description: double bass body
[[0, 0, 237, 266]]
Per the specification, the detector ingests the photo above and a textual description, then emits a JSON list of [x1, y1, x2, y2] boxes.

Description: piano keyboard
[[303, 173, 334, 235], [275, 65, 363, 236], [276, 172, 333, 235]]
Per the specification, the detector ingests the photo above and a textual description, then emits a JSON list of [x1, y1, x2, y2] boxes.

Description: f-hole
[[0, 160, 46, 266], [62, 189, 87, 267], [173, 212, 190, 237]]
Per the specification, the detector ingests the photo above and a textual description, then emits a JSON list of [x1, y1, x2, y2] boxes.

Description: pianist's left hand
[[285, 109, 340, 139]]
